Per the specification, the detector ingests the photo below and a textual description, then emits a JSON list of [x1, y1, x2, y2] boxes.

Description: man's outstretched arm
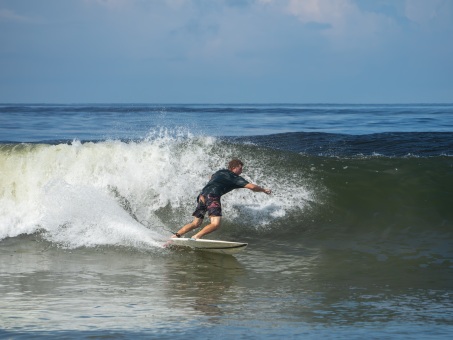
[[245, 183, 272, 195]]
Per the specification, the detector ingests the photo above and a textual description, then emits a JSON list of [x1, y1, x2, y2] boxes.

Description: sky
[[0, 0, 452, 103]]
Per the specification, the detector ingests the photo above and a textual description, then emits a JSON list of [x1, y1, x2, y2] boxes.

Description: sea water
[[1, 104, 452, 339]]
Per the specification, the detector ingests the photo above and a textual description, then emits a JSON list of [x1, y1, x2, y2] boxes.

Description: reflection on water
[[0, 238, 249, 332], [1, 236, 452, 338], [162, 250, 247, 318]]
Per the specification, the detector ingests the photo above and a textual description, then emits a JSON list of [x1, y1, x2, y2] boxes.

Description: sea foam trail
[[0, 131, 313, 248]]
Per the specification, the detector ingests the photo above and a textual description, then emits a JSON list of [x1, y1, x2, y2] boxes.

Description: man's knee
[[192, 218, 203, 228], [209, 217, 221, 227]]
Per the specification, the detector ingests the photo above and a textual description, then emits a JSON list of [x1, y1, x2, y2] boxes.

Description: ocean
[[0, 104, 452, 339]]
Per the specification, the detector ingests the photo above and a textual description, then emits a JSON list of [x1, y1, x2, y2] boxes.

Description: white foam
[[0, 130, 313, 246]]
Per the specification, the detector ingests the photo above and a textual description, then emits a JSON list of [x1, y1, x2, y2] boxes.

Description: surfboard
[[167, 238, 248, 255]]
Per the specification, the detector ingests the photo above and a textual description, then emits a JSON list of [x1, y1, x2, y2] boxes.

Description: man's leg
[[192, 216, 221, 239], [172, 217, 203, 238]]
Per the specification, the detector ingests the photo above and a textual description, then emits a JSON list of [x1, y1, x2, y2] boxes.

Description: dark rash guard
[[200, 169, 249, 197]]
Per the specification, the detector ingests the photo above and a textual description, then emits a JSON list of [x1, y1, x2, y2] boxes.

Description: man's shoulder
[[214, 169, 233, 176], [212, 169, 245, 182]]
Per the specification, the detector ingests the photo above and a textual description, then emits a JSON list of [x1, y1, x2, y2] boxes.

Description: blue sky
[[1, 0, 452, 103]]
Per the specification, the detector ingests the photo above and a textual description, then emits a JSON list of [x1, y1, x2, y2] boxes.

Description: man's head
[[228, 159, 244, 175]]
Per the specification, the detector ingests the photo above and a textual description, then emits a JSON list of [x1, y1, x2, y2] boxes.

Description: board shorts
[[192, 194, 222, 218]]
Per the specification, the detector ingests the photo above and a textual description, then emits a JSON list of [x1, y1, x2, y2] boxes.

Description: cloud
[[86, 0, 130, 10], [0, 8, 33, 22], [284, 0, 391, 49], [287, 0, 354, 25], [405, 0, 453, 27], [280, 0, 451, 51], [86, 0, 191, 11], [285, 0, 453, 34]]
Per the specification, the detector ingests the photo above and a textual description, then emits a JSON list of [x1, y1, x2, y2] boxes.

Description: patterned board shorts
[[192, 194, 222, 218]]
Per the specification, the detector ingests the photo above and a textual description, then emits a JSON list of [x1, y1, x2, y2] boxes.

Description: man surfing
[[172, 158, 271, 240]]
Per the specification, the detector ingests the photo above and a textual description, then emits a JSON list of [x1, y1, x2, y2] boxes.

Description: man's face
[[232, 165, 243, 175]]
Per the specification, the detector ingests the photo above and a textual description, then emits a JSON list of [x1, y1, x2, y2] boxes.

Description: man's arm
[[244, 183, 272, 195]]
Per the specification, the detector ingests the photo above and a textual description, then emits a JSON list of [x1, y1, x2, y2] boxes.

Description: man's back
[[201, 169, 249, 196]]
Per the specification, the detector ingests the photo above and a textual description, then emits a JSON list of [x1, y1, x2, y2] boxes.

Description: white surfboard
[[168, 238, 248, 255]]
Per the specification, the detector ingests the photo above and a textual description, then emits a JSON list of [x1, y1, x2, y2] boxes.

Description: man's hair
[[228, 158, 244, 170]]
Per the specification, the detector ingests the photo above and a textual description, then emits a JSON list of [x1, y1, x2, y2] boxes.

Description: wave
[[235, 131, 453, 157], [0, 130, 313, 248], [1, 129, 451, 260]]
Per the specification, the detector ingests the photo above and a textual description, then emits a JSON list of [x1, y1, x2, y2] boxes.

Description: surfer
[[172, 158, 271, 239]]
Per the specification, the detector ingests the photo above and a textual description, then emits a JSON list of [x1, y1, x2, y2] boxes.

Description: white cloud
[[86, 0, 130, 10], [285, 0, 453, 35], [86, 0, 190, 11], [287, 0, 355, 26], [405, 0, 452, 26], [284, 0, 390, 49], [0, 8, 32, 22]]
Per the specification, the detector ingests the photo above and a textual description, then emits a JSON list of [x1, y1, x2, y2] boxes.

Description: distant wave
[[233, 131, 453, 157]]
